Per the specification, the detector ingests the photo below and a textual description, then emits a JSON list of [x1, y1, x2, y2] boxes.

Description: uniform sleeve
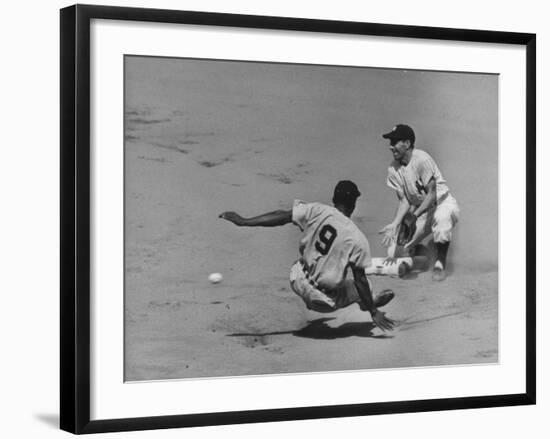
[[386, 167, 405, 198], [417, 153, 438, 187], [348, 235, 372, 270], [292, 200, 312, 231]]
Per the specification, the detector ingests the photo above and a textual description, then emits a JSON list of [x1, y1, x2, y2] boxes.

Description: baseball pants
[[390, 194, 460, 257], [289, 261, 370, 313]]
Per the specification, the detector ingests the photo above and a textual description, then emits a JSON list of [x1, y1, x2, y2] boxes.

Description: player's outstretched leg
[[289, 262, 337, 312]]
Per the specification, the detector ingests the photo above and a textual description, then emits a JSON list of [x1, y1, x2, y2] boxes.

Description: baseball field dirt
[[124, 56, 498, 381]]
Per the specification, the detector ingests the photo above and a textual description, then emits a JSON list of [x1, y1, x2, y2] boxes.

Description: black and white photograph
[[2, 0, 544, 437], [124, 55, 498, 381]]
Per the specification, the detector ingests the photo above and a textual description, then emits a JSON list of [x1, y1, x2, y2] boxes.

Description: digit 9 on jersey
[[315, 224, 337, 255]]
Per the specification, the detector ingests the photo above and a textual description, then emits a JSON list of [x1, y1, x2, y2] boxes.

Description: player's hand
[[219, 211, 246, 226], [370, 309, 396, 331], [382, 257, 397, 266], [378, 223, 398, 247], [397, 212, 417, 246]]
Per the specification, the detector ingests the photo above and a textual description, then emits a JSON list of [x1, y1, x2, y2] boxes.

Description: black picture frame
[[60, 4, 536, 434]]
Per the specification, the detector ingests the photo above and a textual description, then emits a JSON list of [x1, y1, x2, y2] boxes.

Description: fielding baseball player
[[378, 124, 460, 281], [219, 180, 395, 331]]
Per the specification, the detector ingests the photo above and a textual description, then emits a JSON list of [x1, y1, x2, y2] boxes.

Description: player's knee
[[433, 228, 452, 243], [435, 200, 459, 226], [433, 214, 453, 242], [432, 212, 455, 238]]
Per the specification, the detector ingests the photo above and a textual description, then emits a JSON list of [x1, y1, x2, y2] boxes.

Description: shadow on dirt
[[228, 317, 392, 340], [293, 318, 390, 339]]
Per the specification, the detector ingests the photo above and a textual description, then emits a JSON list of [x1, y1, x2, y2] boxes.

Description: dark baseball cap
[[334, 180, 361, 199], [382, 124, 416, 143]]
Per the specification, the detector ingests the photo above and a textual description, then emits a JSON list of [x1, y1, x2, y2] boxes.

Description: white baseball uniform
[[386, 149, 459, 249], [289, 200, 372, 313]]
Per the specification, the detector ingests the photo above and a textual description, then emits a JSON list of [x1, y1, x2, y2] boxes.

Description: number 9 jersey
[[292, 200, 372, 291]]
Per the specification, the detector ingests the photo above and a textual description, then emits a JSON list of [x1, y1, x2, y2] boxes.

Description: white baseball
[[208, 272, 223, 284]]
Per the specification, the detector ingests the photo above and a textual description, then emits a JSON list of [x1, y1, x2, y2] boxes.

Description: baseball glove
[[397, 212, 417, 246]]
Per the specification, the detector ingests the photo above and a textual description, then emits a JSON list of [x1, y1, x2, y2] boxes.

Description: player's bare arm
[[351, 266, 395, 331], [219, 209, 292, 227]]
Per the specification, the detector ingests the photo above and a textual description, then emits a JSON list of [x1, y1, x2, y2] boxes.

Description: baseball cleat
[[397, 261, 410, 278], [432, 266, 447, 281], [374, 289, 395, 308], [432, 260, 447, 281]]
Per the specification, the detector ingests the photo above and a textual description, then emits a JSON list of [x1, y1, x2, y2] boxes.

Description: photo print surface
[[124, 55, 498, 381]]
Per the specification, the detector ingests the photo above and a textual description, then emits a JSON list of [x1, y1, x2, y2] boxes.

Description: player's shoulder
[[388, 159, 401, 173], [293, 199, 324, 208], [351, 221, 368, 239], [304, 200, 332, 213], [293, 199, 332, 218], [341, 216, 368, 241], [293, 199, 316, 211], [345, 221, 370, 250], [292, 199, 306, 210], [412, 148, 433, 162]]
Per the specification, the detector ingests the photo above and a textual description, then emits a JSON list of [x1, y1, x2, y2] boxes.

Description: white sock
[[434, 260, 444, 270]]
